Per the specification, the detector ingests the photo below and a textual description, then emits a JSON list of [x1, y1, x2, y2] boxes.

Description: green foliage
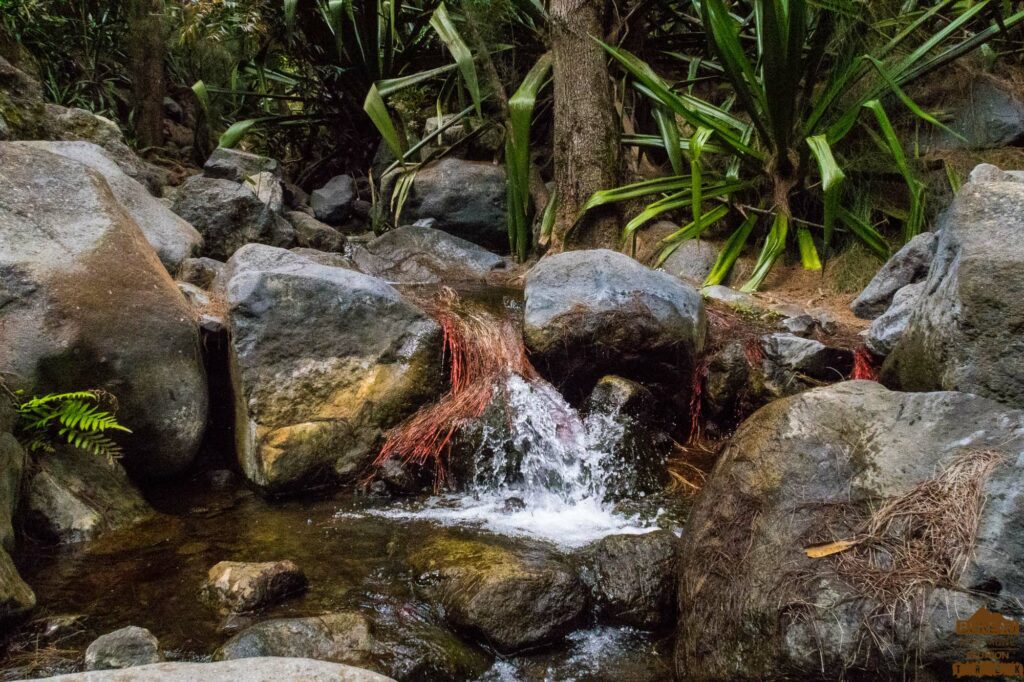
[[13, 390, 131, 463]]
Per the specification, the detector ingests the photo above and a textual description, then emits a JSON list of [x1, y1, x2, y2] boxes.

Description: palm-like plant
[[585, 0, 1024, 290], [14, 390, 131, 463]]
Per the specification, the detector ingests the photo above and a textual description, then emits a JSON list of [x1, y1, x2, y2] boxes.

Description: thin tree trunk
[[128, 0, 165, 150], [550, 0, 620, 251]]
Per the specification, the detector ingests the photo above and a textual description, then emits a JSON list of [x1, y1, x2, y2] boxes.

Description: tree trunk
[[128, 0, 165, 150], [549, 0, 620, 251]]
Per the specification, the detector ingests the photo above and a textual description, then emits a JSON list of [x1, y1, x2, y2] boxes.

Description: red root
[[688, 360, 708, 444], [851, 345, 880, 381]]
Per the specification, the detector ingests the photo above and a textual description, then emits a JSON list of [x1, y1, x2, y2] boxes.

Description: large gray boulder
[[676, 381, 1024, 681], [0, 144, 208, 478], [15, 141, 202, 274], [203, 147, 281, 182], [350, 225, 505, 284], [524, 249, 706, 391], [851, 232, 936, 320], [866, 280, 926, 357], [311, 174, 356, 225], [224, 245, 444, 491], [171, 175, 295, 261], [882, 173, 1024, 408], [30, 657, 393, 682]]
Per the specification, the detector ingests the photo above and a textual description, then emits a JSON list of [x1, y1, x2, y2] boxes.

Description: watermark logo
[[953, 607, 1024, 678]]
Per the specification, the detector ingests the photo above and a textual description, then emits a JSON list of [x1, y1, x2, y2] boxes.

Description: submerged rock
[[851, 231, 936, 319], [217, 613, 373, 668], [675, 381, 1024, 681], [202, 560, 308, 613], [408, 532, 588, 652], [350, 225, 505, 284], [0, 547, 35, 622], [85, 626, 162, 670], [0, 144, 208, 478], [31, 657, 394, 681], [312, 174, 356, 225], [883, 171, 1024, 408], [203, 147, 281, 183], [224, 245, 444, 491]]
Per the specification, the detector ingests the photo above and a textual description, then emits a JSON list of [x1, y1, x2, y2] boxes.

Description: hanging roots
[[851, 345, 880, 381], [373, 288, 537, 490]]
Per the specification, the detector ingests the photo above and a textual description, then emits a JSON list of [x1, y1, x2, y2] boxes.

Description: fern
[[12, 390, 131, 463]]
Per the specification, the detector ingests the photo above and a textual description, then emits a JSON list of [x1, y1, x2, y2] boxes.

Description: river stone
[[577, 530, 678, 629], [660, 239, 718, 284], [202, 560, 308, 613], [409, 532, 588, 652], [203, 147, 281, 182], [13, 141, 202, 275], [287, 212, 345, 252], [383, 158, 508, 252], [171, 175, 296, 260], [882, 174, 1024, 408], [33, 658, 394, 682], [675, 381, 1024, 681], [0, 546, 35, 621], [350, 225, 505, 284], [245, 172, 285, 214], [866, 280, 926, 357], [850, 231, 936, 319], [312, 174, 356, 225], [177, 257, 225, 289], [0, 144, 208, 478], [524, 249, 706, 392], [85, 626, 162, 670], [225, 245, 444, 491], [759, 333, 853, 381]]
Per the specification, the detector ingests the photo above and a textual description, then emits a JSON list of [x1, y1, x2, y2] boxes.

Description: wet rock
[[224, 245, 443, 491], [702, 340, 751, 424], [524, 249, 706, 392], [0, 547, 35, 621], [675, 381, 1024, 681], [883, 171, 1024, 408], [245, 172, 284, 214], [0, 402, 25, 551], [14, 141, 202, 275], [171, 175, 296, 261], [577, 531, 677, 629], [38, 613, 87, 641], [85, 626, 162, 670], [866, 280, 925, 357], [312, 174, 356, 225], [20, 445, 153, 544], [383, 158, 507, 252], [759, 333, 853, 381], [35, 658, 394, 681], [409, 532, 588, 652], [203, 147, 280, 183], [177, 257, 225, 289], [0, 144, 208, 478], [287, 212, 345, 252], [350, 225, 504, 284], [661, 239, 718, 284], [851, 232, 936, 319], [202, 560, 308, 613]]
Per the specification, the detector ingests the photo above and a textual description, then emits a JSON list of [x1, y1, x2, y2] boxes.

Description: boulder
[[32, 658, 394, 682], [627, 220, 678, 266], [245, 172, 285, 214], [0, 401, 25, 551], [883, 174, 1024, 408], [660, 239, 718, 284], [924, 77, 1024, 151], [201, 560, 307, 613], [850, 232, 936, 319], [0, 546, 35, 621], [171, 175, 295, 260], [15, 141, 202, 274], [85, 626, 162, 670], [203, 147, 280, 183], [409, 532, 588, 652], [0, 55, 46, 139], [675, 381, 1024, 681], [312, 174, 356, 225], [287, 212, 345, 253], [866, 281, 925, 357], [177, 257, 225, 290], [759, 334, 853, 381], [577, 531, 678, 629], [0, 144, 208, 478], [524, 249, 706, 392], [349, 226, 505, 284], [383, 159, 507, 252], [224, 245, 444, 490]]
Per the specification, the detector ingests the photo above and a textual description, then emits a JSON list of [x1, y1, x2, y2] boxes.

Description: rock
[[287, 212, 345, 252], [349, 225, 504, 284], [968, 163, 1024, 184], [202, 560, 308, 613], [33, 658, 394, 682], [924, 77, 1024, 150], [283, 182, 310, 211], [702, 341, 751, 424], [524, 250, 706, 392], [675, 381, 1024, 681], [177, 257, 225, 289], [701, 284, 757, 308], [660, 239, 718, 284], [866, 281, 926, 357], [20, 445, 153, 544], [245, 172, 284, 214], [759, 334, 853, 381], [0, 402, 25, 551], [851, 232, 936, 319], [0, 55, 46, 139], [203, 148, 280, 182], [171, 175, 296, 260], [0, 547, 35, 621], [409, 532, 588, 652], [312, 174, 356, 225], [0, 144, 208, 478], [883, 174, 1024, 408], [624, 220, 677, 266], [383, 159, 507, 252], [85, 626, 162, 670], [577, 531, 678, 629], [422, 114, 466, 151], [14, 141, 202, 274], [780, 314, 815, 337], [163, 97, 183, 122], [225, 245, 444, 490]]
